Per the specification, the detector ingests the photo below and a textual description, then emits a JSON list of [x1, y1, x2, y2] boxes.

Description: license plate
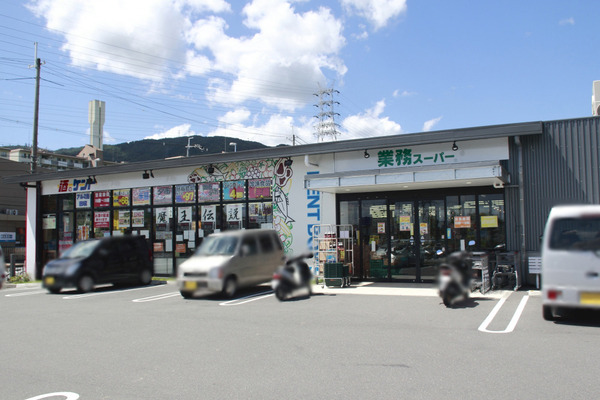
[[45, 276, 55, 286], [184, 281, 197, 290], [580, 292, 600, 305]]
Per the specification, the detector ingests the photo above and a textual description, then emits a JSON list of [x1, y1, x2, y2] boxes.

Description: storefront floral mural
[[187, 158, 295, 251]]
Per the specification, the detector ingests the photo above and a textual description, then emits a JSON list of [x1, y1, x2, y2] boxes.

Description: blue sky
[[0, 0, 598, 151]]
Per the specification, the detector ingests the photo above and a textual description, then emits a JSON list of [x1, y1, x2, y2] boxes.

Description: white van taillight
[[547, 289, 562, 300]]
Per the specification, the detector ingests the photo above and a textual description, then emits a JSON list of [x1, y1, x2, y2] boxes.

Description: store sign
[[454, 216, 471, 229], [94, 211, 110, 228], [58, 178, 95, 193], [0, 232, 16, 242], [481, 216, 499, 228], [377, 148, 456, 168], [76, 193, 91, 208], [94, 191, 111, 208]]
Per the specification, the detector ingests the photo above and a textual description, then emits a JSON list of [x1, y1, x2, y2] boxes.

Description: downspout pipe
[[515, 136, 526, 283]]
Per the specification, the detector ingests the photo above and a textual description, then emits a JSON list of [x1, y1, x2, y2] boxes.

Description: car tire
[[180, 291, 193, 299], [543, 305, 557, 321], [222, 276, 237, 298], [139, 269, 152, 286], [77, 275, 94, 293]]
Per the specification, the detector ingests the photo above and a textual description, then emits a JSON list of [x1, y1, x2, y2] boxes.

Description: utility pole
[[30, 43, 43, 173], [313, 84, 340, 142], [185, 137, 207, 157]]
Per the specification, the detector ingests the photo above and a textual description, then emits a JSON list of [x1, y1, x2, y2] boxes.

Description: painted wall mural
[[187, 158, 295, 252]]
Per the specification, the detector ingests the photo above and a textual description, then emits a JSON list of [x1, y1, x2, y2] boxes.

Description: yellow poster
[[481, 215, 499, 228]]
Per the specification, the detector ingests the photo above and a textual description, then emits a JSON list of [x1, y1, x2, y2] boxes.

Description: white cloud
[[144, 123, 197, 139], [393, 89, 416, 97], [559, 17, 575, 26], [422, 116, 442, 132], [341, 0, 407, 30], [341, 99, 402, 139]]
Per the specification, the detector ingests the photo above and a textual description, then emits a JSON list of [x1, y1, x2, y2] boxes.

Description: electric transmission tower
[[313, 85, 340, 142]]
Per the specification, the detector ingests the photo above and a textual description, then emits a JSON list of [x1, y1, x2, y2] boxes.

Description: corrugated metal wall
[[505, 117, 600, 255]]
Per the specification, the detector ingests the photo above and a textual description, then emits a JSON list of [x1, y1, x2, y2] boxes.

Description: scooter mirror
[[468, 240, 476, 246]]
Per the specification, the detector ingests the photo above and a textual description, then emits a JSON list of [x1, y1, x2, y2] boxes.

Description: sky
[[0, 0, 598, 152]]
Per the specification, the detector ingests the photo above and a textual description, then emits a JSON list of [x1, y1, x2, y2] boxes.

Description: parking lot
[[2, 282, 600, 400]]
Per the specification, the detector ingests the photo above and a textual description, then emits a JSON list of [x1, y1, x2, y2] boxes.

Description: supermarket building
[[4, 116, 600, 286]]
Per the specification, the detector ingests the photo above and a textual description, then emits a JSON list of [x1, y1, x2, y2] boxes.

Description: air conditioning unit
[[593, 81, 600, 116]]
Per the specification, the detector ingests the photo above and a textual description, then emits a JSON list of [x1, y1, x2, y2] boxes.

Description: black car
[[43, 235, 154, 294]]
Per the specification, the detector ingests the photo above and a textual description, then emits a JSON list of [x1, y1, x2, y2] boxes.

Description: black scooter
[[271, 252, 314, 301], [437, 250, 473, 307]]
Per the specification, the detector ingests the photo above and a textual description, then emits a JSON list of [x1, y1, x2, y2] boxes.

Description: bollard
[[10, 254, 16, 278]]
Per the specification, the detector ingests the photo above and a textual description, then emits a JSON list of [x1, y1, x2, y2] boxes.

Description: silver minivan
[[177, 229, 285, 298], [541, 205, 600, 320]]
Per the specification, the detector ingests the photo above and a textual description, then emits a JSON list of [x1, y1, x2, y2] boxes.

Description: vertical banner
[[226, 204, 243, 221]]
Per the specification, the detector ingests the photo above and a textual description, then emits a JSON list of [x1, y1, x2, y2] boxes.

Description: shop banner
[[154, 186, 173, 205], [201, 205, 216, 222], [454, 216, 471, 229], [76, 193, 91, 208], [176, 184, 195, 203], [113, 189, 130, 207], [132, 188, 151, 206], [226, 204, 243, 222], [198, 183, 220, 202], [248, 178, 272, 199], [481, 215, 499, 228], [94, 191, 110, 208], [132, 210, 145, 227], [223, 180, 245, 200], [94, 211, 110, 228]]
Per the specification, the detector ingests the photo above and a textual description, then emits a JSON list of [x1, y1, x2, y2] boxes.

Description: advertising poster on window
[[132, 188, 151, 206], [226, 204, 243, 221], [176, 184, 195, 203], [154, 186, 173, 205], [248, 178, 272, 199], [155, 207, 171, 225], [94, 211, 110, 228], [43, 214, 56, 230], [201, 205, 216, 222], [132, 210, 145, 227], [481, 215, 499, 228], [118, 211, 130, 229], [76, 193, 91, 208], [420, 223, 429, 235], [198, 183, 220, 202], [223, 180, 245, 201], [178, 207, 192, 224], [94, 191, 110, 208], [113, 189, 130, 207], [454, 216, 471, 229], [399, 216, 411, 231]]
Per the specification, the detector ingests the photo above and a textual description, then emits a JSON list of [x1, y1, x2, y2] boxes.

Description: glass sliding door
[[418, 199, 445, 281], [390, 201, 416, 280], [360, 199, 388, 279]]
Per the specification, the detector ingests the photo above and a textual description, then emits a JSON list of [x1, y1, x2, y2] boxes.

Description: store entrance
[[358, 198, 445, 282]]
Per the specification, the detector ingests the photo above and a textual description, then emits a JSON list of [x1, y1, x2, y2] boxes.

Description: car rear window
[[549, 217, 600, 250], [258, 234, 274, 253]]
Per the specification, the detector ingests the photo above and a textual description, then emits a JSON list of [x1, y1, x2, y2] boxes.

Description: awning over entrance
[[304, 161, 508, 193]]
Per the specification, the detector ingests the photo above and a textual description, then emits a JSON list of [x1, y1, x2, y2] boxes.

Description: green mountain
[[55, 135, 271, 163]]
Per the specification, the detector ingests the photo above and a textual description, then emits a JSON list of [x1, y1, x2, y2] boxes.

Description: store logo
[[58, 178, 95, 193]]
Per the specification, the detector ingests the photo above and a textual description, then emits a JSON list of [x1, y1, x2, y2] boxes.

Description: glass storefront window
[[60, 194, 74, 211], [131, 208, 151, 238], [223, 180, 245, 201], [42, 213, 58, 263], [113, 189, 130, 208], [154, 186, 173, 205], [175, 184, 195, 203], [447, 195, 477, 253], [479, 194, 505, 251], [175, 206, 196, 267], [198, 182, 220, 203], [248, 202, 273, 229], [132, 188, 151, 206], [58, 212, 74, 256], [153, 207, 174, 275]]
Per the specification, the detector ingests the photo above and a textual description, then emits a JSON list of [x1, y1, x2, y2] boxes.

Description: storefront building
[[5, 117, 600, 285]]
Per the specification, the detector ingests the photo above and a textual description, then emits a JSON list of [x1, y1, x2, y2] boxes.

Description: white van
[[177, 229, 286, 299], [541, 205, 600, 320]]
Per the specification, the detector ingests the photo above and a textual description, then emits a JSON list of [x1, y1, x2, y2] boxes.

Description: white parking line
[[4, 290, 48, 297], [63, 284, 161, 300], [133, 292, 181, 302], [219, 291, 274, 306], [478, 291, 529, 334]]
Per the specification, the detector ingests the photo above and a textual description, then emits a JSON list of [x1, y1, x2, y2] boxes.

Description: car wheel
[[139, 269, 152, 286], [222, 276, 237, 298], [77, 275, 94, 293], [180, 291, 193, 299], [543, 305, 557, 321]]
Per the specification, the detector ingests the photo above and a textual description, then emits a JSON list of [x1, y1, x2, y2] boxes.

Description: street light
[[229, 142, 237, 152]]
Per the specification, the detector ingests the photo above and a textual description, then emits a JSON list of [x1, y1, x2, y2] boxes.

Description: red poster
[[454, 216, 471, 229], [94, 191, 111, 208], [94, 211, 110, 228]]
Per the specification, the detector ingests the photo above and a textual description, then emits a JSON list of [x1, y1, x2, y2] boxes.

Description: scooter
[[437, 250, 473, 307], [272, 252, 314, 301]]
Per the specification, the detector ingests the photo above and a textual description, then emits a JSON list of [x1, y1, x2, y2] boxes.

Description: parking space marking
[[478, 291, 529, 334], [62, 284, 162, 300], [25, 392, 79, 400], [133, 292, 181, 302], [5, 290, 48, 297], [219, 291, 274, 306]]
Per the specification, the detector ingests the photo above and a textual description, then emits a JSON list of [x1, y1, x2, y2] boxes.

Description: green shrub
[[8, 274, 32, 284]]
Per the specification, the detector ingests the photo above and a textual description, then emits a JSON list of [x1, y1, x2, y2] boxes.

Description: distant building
[[0, 147, 92, 170]]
